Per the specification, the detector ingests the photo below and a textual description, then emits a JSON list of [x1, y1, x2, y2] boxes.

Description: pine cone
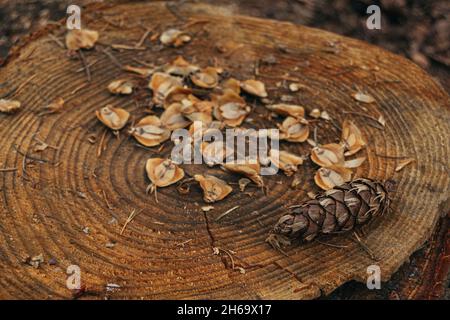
[[267, 178, 391, 248]]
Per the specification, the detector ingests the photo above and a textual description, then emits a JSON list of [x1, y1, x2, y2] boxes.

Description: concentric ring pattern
[[0, 2, 448, 299]]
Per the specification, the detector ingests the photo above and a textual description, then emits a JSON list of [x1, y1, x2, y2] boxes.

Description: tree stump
[[0, 2, 449, 299]]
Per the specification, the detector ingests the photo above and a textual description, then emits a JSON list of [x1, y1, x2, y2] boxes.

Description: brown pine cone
[[267, 178, 392, 248]]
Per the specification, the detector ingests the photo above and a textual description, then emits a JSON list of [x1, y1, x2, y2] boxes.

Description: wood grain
[[0, 2, 449, 299]]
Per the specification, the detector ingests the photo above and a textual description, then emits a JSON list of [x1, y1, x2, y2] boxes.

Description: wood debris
[[395, 158, 415, 172], [40, 97, 65, 115], [0, 99, 21, 114], [160, 28, 191, 47], [352, 92, 375, 104], [309, 108, 321, 119], [201, 205, 214, 212], [120, 209, 142, 235], [288, 83, 300, 92], [215, 205, 240, 221]]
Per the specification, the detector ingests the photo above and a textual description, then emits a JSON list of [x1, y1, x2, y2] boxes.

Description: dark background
[[0, 0, 448, 299]]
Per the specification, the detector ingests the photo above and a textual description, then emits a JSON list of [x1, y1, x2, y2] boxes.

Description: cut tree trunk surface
[[0, 2, 449, 299]]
